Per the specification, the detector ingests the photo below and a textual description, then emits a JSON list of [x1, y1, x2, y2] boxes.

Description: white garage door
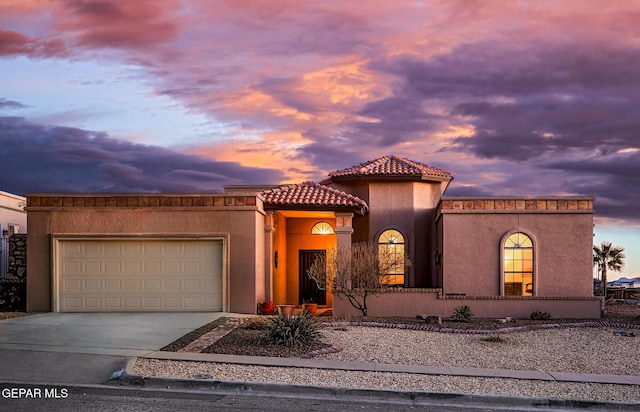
[[55, 239, 224, 312]]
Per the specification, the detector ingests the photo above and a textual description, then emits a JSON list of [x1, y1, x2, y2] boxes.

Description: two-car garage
[[53, 238, 224, 312]]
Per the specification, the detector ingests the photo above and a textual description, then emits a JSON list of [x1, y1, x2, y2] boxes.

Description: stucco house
[[25, 155, 601, 318]]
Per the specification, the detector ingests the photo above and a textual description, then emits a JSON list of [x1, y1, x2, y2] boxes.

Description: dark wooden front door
[[299, 250, 326, 305]]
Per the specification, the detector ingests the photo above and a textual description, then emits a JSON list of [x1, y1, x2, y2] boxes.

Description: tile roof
[[261, 182, 368, 213], [328, 155, 453, 180]]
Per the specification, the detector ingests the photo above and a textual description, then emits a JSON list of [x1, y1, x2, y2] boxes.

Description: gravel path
[[133, 325, 640, 403]]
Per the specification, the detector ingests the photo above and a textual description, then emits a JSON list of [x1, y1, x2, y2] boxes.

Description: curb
[[110, 372, 640, 410]]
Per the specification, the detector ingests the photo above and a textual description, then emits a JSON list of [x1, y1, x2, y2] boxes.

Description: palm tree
[[593, 241, 625, 299]]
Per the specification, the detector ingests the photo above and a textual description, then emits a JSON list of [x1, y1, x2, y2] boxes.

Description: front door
[[299, 250, 326, 305]]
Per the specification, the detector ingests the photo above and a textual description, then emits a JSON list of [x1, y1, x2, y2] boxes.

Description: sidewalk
[[134, 350, 640, 386]]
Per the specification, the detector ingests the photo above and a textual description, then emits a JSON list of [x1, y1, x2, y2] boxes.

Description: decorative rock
[[416, 314, 442, 325]]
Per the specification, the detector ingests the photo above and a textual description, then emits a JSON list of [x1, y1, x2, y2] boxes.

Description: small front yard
[[161, 301, 640, 359]]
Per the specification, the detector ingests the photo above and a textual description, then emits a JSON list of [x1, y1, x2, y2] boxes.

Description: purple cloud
[[0, 116, 284, 194]]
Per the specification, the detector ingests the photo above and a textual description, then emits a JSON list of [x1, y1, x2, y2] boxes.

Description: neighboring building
[[0, 191, 27, 278], [25, 155, 601, 317], [608, 277, 640, 289]]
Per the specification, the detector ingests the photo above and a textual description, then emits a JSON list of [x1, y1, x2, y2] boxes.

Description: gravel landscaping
[[134, 302, 640, 403]]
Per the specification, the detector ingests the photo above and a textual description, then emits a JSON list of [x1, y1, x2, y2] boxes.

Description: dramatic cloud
[[1, 0, 639, 228], [0, 29, 67, 58], [0, 116, 283, 194]]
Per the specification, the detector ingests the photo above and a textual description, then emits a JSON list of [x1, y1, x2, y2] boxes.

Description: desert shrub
[[451, 305, 473, 322], [242, 318, 269, 330], [529, 309, 551, 320], [263, 310, 322, 347]]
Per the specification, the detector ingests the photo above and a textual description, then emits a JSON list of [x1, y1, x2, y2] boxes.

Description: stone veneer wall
[[0, 234, 27, 311], [7, 234, 27, 280]]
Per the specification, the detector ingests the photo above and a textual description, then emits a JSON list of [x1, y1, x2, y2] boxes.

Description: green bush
[[263, 310, 322, 347], [451, 305, 473, 322], [529, 309, 551, 320]]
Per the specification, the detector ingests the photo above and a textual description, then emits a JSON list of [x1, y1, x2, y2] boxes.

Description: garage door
[[55, 239, 224, 312]]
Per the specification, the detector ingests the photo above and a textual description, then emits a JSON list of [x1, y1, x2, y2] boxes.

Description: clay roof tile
[[329, 155, 453, 180], [261, 182, 368, 213]]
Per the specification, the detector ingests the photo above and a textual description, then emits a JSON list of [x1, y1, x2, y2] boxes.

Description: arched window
[[311, 221, 334, 235], [378, 229, 405, 286], [503, 232, 534, 296]]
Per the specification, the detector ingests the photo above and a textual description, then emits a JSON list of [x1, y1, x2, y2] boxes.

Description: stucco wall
[[271, 212, 287, 305], [26, 194, 265, 314], [440, 205, 594, 298], [330, 181, 446, 288], [333, 290, 601, 319], [284, 218, 336, 306]]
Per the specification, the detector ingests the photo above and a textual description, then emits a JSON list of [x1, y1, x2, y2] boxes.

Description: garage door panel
[[57, 239, 223, 312], [104, 279, 121, 291], [86, 278, 103, 291]]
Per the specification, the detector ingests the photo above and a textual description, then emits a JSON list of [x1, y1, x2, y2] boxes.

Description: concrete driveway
[[0, 312, 226, 357]]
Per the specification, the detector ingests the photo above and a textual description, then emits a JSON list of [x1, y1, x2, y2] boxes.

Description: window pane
[[514, 260, 523, 272], [378, 229, 405, 279], [311, 222, 334, 235], [380, 274, 404, 285], [504, 259, 514, 271], [520, 236, 533, 248], [513, 249, 523, 260], [504, 232, 534, 296], [504, 249, 514, 260]]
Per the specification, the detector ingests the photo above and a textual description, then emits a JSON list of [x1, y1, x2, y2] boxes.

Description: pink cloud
[[0, 29, 67, 57], [57, 0, 180, 51], [2, 0, 640, 222]]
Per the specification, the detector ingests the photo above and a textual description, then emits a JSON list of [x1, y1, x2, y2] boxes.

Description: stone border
[[319, 321, 640, 335]]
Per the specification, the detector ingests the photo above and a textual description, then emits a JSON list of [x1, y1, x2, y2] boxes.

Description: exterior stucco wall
[[329, 180, 447, 287], [328, 182, 370, 244], [272, 212, 287, 305], [284, 218, 336, 306], [26, 194, 265, 314], [440, 205, 594, 298], [333, 291, 601, 318], [366, 181, 444, 287]]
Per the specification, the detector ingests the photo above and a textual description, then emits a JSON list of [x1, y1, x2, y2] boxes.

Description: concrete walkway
[[135, 350, 640, 386]]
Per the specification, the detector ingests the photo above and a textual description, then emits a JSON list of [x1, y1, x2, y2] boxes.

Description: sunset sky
[[1, 1, 638, 278]]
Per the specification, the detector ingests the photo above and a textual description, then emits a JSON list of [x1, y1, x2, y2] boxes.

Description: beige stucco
[[329, 179, 448, 288], [333, 290, 601, 318], [437, 197, 595, 298], [24, 182, 601, 318], [26, 194, 265, 314]]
